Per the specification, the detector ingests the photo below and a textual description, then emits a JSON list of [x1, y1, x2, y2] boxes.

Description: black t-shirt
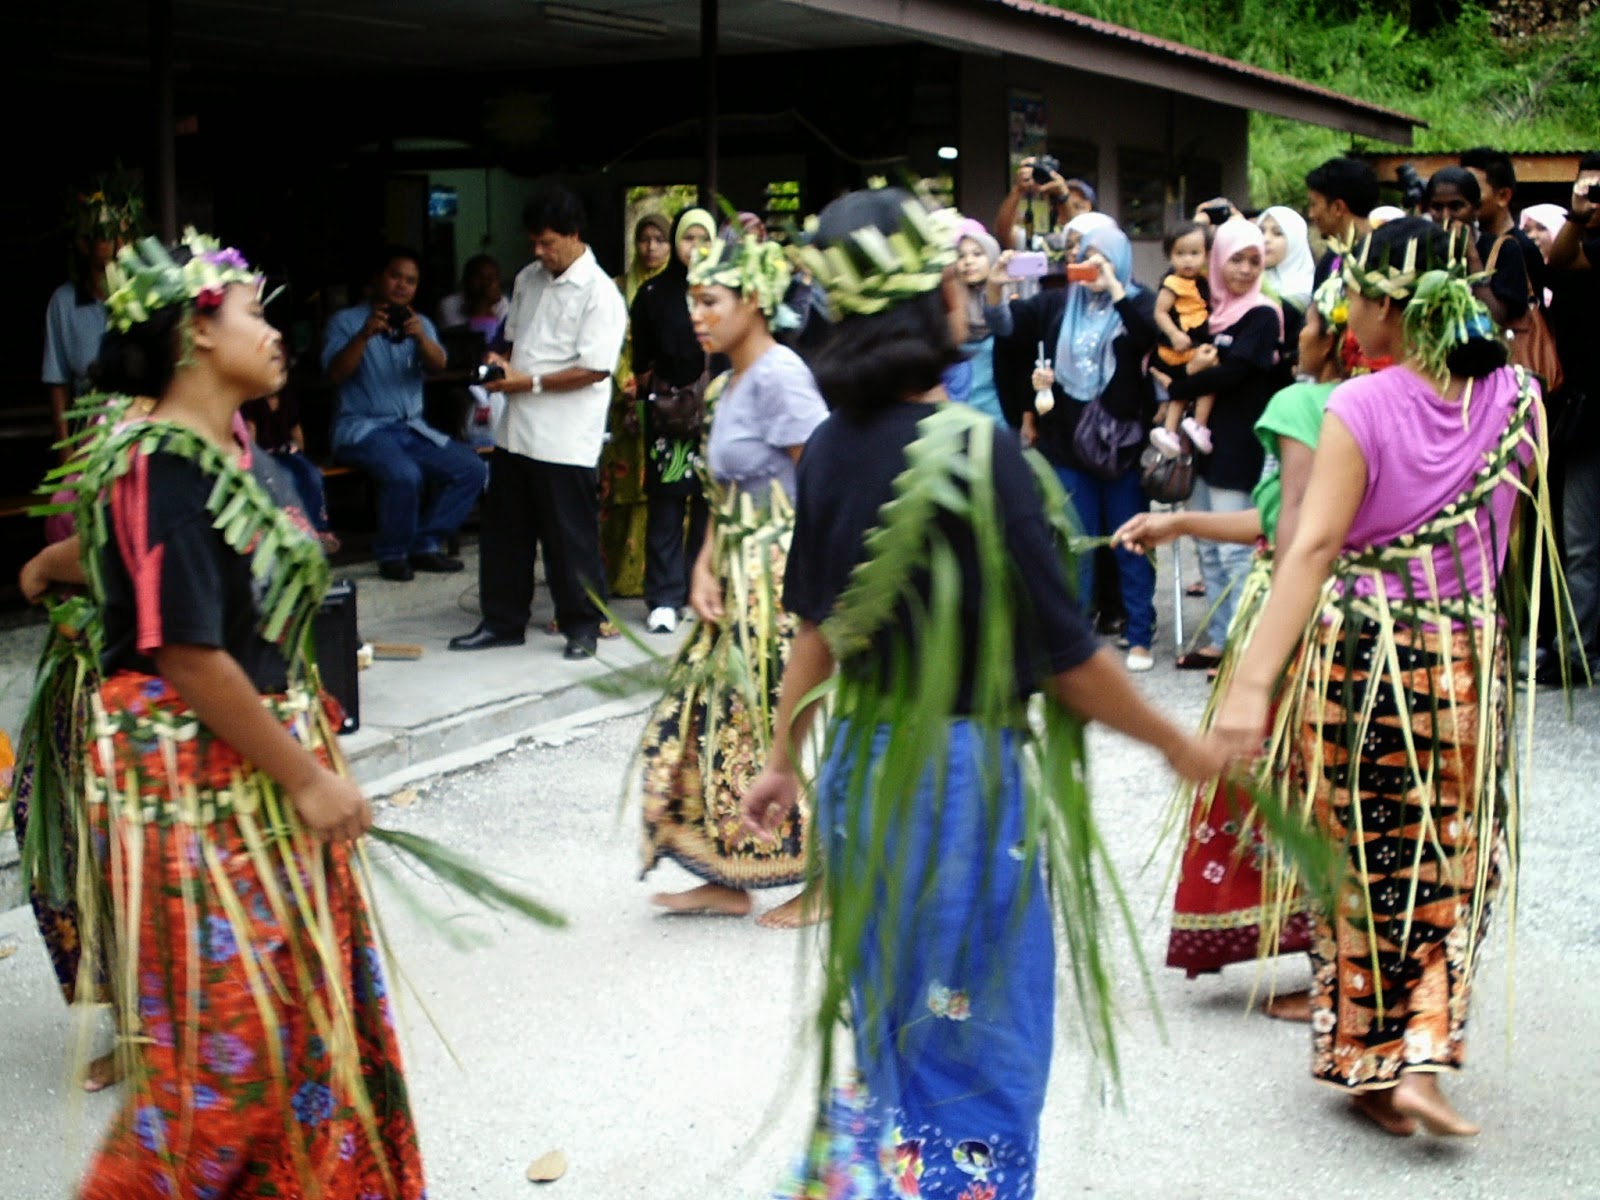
[[101, 447, 310, 692], [783, 402, 1101, 712], [630, 268, 706, 390], [1167, 305, 1282, 492], [1479, 230, 1533, 323]]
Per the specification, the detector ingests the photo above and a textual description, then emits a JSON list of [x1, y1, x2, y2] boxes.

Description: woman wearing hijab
[[631, 208, 720, 633], [1258, 205, 1315, 313], [945, 220, 1014, 426], [1002, 220, 1159, 671], [601, 211, 673, 596], [1155, 219, 1283, 669]]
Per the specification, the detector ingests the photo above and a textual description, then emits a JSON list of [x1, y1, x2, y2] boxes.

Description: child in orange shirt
[[1151, 224, 1215, 456]]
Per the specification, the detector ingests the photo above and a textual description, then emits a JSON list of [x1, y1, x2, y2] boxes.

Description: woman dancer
[[601, 212, 672, 597], [20, 231, 427, 1197], [1118, 276, 1356, 1000], [1157, 219, 1283, 670], [1209, 217, 1557, 1137], [741, 189, 1221, 1197], [638, 234, 829, 927]]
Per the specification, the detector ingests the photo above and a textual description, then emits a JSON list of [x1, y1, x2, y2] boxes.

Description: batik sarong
[[1302, 621, 1503, 1091], [639, 489, 808, 889], [775, 722, 1053, 1200]]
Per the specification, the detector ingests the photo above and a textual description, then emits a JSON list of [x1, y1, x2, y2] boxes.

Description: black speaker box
[[313, 578, 360, 734]]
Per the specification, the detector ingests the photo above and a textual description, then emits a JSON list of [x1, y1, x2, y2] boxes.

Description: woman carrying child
[[1151, 221, 1215, 457]]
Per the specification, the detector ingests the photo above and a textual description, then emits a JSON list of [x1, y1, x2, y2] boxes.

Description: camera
[[384, 304, 411, 343], [1586, 183, 1600, 203], [1031, 155, 1061, 187], [473, 363, 505, 384], [1200, 201, 1233, 228], [1396, 162, 1427, 211]]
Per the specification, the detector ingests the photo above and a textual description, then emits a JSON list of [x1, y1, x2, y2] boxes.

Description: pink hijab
[[1208, 218, 1281, 336]]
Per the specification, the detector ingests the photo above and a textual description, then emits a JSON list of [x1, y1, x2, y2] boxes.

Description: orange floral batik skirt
[[78, 671, 427, 1199]]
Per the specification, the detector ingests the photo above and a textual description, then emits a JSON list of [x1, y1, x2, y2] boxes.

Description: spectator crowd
[[35, 150, 1600, 683]]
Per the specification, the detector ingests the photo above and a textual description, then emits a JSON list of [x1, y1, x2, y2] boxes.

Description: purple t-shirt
[[1327, 365, 1536, 604], [705, 344, 828, 504]]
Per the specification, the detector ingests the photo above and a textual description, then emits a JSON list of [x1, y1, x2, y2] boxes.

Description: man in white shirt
[[449, 187, 627, 660]]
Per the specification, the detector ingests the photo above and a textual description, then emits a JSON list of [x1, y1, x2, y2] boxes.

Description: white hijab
[[1258, 205, 1314, 312]]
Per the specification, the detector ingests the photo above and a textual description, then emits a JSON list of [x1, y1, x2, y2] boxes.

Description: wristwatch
[[531, 373, 543, 395]]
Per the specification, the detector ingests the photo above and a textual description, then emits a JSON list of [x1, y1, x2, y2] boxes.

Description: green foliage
[[1051, 0, 1600, 205]]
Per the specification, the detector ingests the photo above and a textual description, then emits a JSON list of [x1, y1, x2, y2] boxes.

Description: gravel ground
[[1, 656, 1597, 1199]]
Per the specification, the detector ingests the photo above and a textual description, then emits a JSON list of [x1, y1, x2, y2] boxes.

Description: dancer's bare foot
[[1393, 1074, 1480, 1136], [756, 885, 828, 930], [83, 1052, 122, 1094], [650, 884, 751, 917], [1350, 1090, 1418, 1137], [1261, 990, 1313, 1022]]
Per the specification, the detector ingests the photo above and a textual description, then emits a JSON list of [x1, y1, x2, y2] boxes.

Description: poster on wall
[[1007, 89, 1052, 235]]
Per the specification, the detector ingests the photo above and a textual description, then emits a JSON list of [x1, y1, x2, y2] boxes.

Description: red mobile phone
[[1065, 261, 1098, 283]]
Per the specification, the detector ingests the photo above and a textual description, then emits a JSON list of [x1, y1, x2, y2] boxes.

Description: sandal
[[1175, 649, 1222, 671]]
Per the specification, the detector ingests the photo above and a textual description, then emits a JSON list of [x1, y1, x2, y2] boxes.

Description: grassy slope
[[1051, 0, 1600, 205]]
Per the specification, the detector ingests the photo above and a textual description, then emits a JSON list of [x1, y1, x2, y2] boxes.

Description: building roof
[[778, 0, 1423, 144]]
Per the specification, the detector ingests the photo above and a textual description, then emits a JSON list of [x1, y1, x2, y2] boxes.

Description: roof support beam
[[776, 0, 1416, 145], [699, 0, 719, 209]]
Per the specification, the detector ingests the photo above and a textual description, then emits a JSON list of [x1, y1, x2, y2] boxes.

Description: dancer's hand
[[291, 770, 373, 842], [1164, 731, 1232, 784], [1113, 511, 1178, 553], [689, 557, 724, 623], [1208, 680, 1272, 765], [19, 553, 51, 604], [741, 766, 798, 840]]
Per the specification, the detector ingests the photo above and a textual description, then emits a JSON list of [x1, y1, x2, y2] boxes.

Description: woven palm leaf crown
[[687, 234, 793, 318], [105, 227, 261, 334], [789, 194, 960, 320], [1341, 219, 1495, 383]]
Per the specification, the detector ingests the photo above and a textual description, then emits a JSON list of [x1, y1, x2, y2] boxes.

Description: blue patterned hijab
[[1054, 224, 1139, 402]]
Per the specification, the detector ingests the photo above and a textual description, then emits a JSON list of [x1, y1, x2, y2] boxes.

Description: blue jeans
[[334, 426, 487, 563], [1054, 463, 1157, 650], [268, 449, 329, 532], [1191, 478, 1256, 648]]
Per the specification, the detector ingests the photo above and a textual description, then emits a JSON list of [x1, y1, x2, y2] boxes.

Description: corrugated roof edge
[[994, 0, 1427, 128]]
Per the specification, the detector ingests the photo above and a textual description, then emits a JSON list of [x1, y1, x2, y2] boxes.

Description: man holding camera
[[994, 156, 1095, 268], [1545, 154, 1600, 683], [324, 245, 488, 581], [448, 187, 627, 661]]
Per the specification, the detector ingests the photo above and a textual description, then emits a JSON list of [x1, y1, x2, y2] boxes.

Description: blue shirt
[[321, 304, 447, 451], [42, 282, 107, 391]]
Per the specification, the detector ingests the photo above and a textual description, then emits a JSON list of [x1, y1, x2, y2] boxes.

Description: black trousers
[[479, 449, 607, 639], [643, 485, 710, 611]]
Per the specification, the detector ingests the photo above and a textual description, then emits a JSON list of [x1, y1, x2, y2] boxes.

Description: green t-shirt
[[1251, 380, 1337, 542]]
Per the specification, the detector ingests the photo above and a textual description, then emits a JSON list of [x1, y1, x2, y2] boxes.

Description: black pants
[[643, 485, 710, 611], [479, 449, 606, 639]]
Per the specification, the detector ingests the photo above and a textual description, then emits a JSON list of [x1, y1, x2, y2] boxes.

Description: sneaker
[[647, 605, 678, 634], [1150, 427, 1183, 458], [1126, 647, 1155, 673], [1181, 417, 1213, 454]]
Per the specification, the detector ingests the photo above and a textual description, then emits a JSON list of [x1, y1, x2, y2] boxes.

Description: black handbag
[[647, 364, 710, 441], [1139, 444, 1197, 504], [1071, 396, 1145, 480]]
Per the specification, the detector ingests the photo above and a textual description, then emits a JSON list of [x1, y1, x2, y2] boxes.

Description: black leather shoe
[[411, 551, 464, 574], [448, 624, 525, 651], [378, 559, 414, 582], [563, 635, 598, 660]]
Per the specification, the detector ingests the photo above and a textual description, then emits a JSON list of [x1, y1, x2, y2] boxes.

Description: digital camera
[[385, 304, 411, 343], [1031, 155, 1061, 186]]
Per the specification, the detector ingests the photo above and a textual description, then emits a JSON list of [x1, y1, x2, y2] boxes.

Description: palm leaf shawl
[[806, 402, 1138, 1099]]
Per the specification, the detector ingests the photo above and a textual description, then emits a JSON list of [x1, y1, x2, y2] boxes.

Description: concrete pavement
[[1, 582, 1597, 1198]]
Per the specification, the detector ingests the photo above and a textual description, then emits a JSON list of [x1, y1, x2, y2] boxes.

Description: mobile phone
[[1008, 251, 1048, 279], [1065, 261, 1098, 283], [1201, 202, 1233, 227]]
